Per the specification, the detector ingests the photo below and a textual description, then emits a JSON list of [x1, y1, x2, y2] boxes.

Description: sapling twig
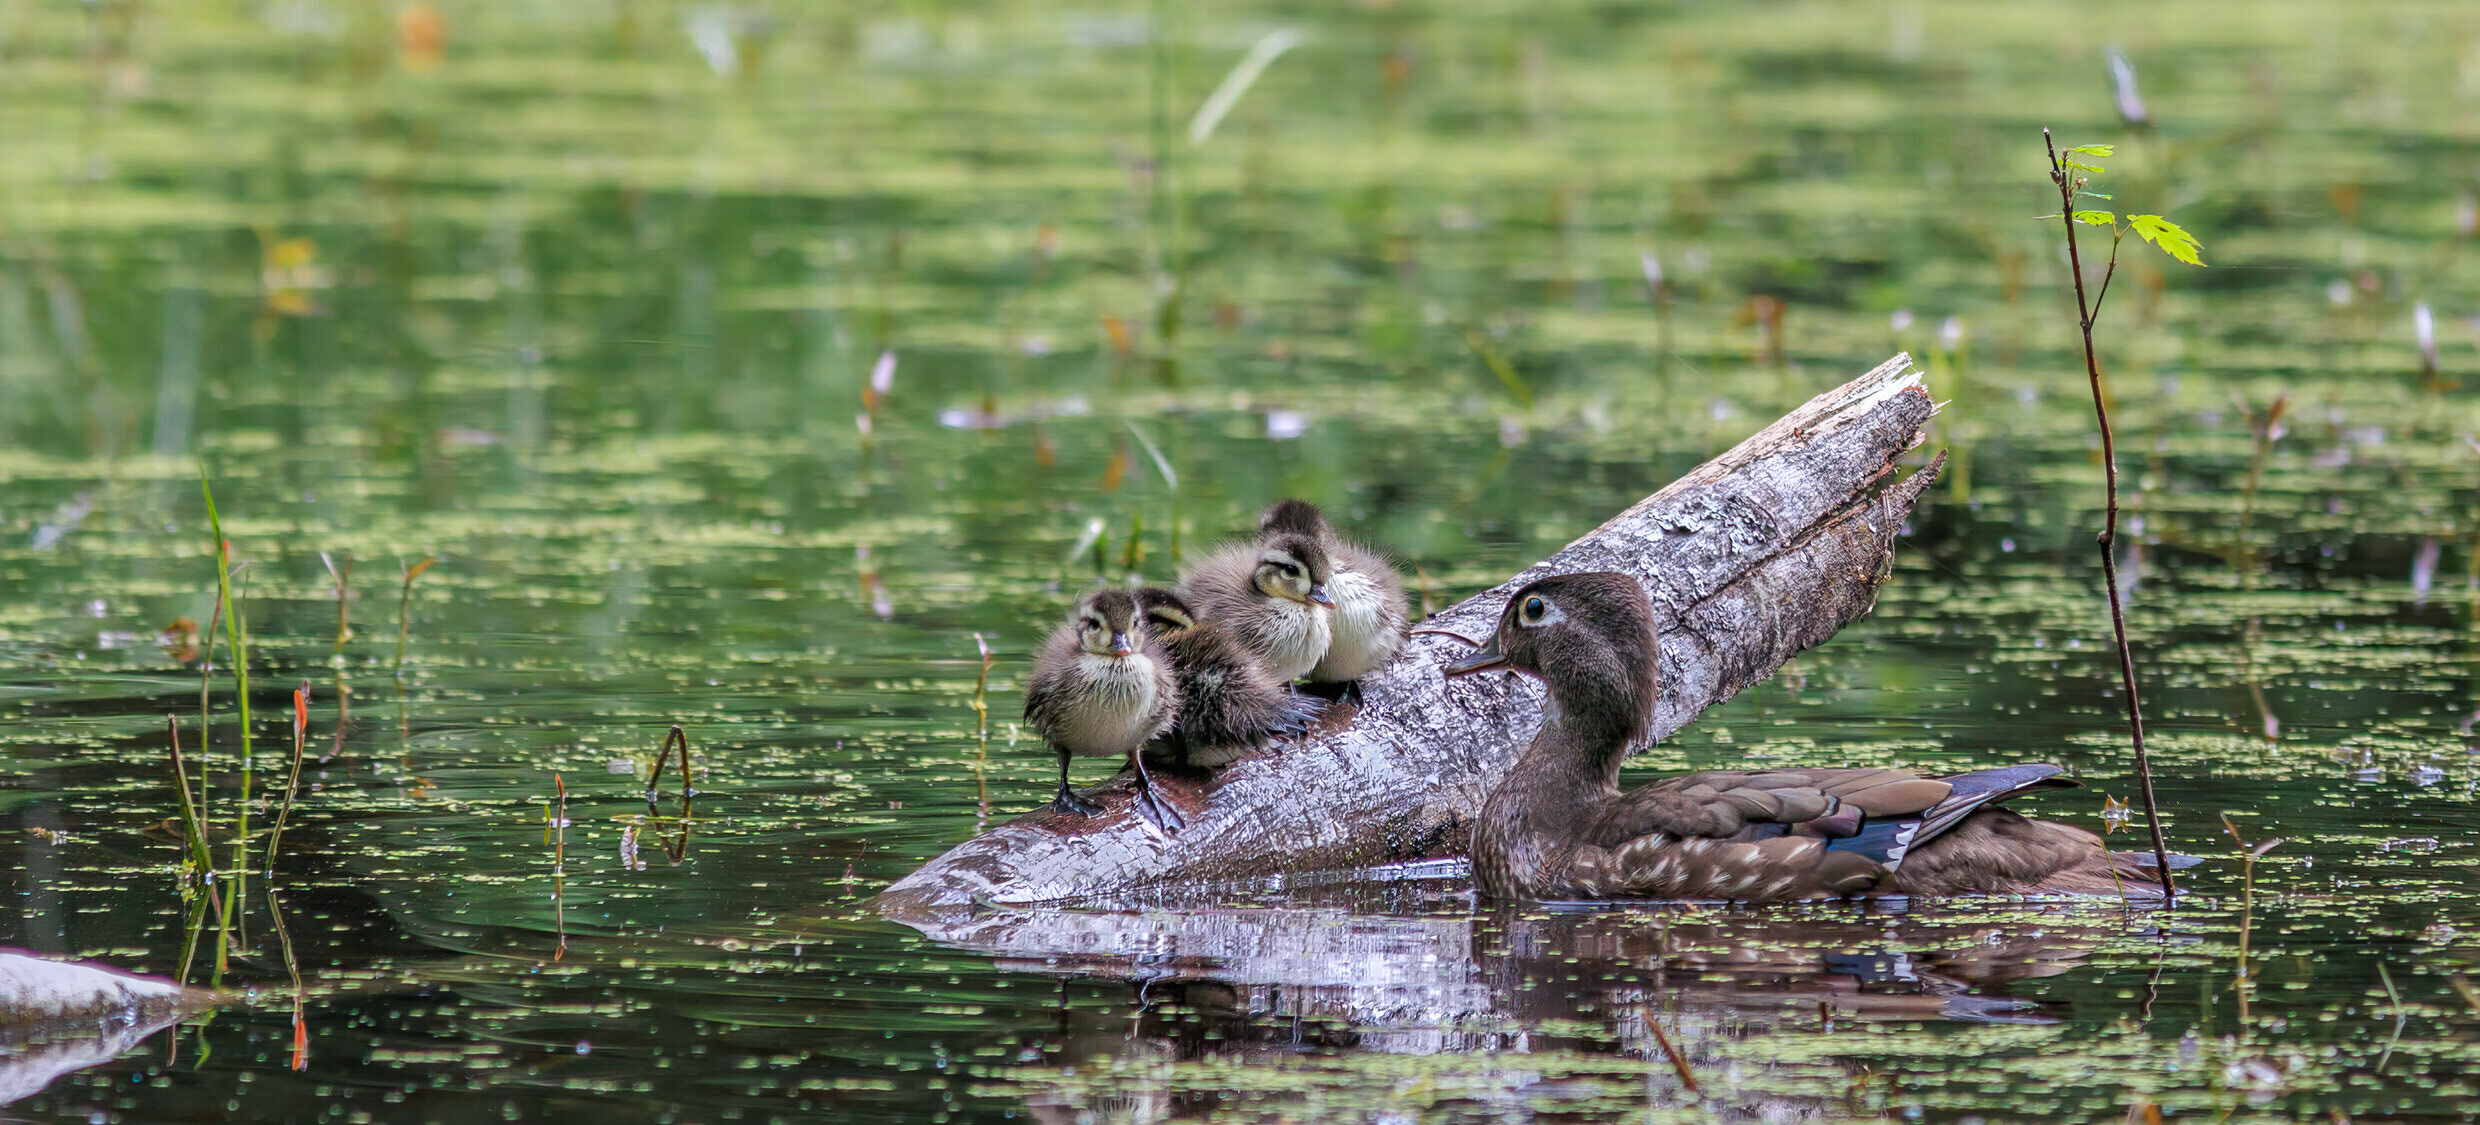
[[2041, 130, 2205, 897]]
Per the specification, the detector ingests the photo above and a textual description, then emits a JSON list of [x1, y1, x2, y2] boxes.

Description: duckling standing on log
[[1176, 532, 1336, 683], [1257, 499, 1409, 698], [1443, 571, 2187, 902], [1132, 587, 1325, 770], [1023, 589, 1185, 834]]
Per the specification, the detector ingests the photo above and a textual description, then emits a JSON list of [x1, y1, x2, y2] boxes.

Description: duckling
[[1131, 587, 1325, 770], [1258, 499, 1410, 694], [1443, 571, 2190, 902], [1175, 532, 1336, 683], [1023, 588, 1185, 833]]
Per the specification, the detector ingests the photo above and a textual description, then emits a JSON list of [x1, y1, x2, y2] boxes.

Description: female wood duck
[[1443, 571, 2186, 901], [1023, 588, 1184, 833], [1132, 587, 1324, 770], [1176, 532, 1335, 682], [1258, 499, 1410, 694]]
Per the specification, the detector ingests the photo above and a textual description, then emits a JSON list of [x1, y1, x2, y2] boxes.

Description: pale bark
[[878, 355, 1940, 916]]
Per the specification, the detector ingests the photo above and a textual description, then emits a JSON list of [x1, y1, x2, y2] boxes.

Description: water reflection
[[895, 875, 2153, 1120]]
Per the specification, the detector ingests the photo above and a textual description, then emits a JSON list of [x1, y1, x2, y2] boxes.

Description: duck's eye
[[1278, 563, 1300, 578], [1519, 596, 1548, 625]]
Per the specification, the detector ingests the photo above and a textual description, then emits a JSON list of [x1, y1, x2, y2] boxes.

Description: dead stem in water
[[396, 555, 435, 677], [201, 474, 256, 979], [165, 715, 215, 883], [322, 550, 353, 648], [645, 724, 693, 803], [552, 773, 569, 961], [268, 682, 310, 873], [1639, 1001, 1700, 1095], [265, 884, 308, 1071], [972, 633, 995, 827], [2221, 813, 2284, 1029]]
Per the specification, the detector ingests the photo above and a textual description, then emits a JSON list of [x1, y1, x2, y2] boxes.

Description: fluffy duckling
[[1258, 499, 1410, 692], [1444, 571, 2188, 901], [1132, 587, 1324, 770], [1175, 532, 1335, 683], [1023, 588, 1185, 833]]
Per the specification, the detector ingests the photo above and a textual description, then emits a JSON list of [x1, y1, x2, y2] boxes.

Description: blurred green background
[[1, 1, 2477, 1121]]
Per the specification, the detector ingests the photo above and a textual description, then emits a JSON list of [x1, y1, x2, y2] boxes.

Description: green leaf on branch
[[2064, 159, 2105, 174], [2081, 192, 2113, 200], [2129, 214, 2205, 266], [2066, 144, 2116, 157], [2074, 210, 2117, 228]]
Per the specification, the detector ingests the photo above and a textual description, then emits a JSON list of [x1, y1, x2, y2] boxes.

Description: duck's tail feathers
[[1909, 765, 2080, 857], [2028, 847, 2199, 898]]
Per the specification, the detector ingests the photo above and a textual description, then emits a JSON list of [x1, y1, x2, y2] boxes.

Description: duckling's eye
[[1278, 563, 1300, 578], [1519, 596, 1548, 625]]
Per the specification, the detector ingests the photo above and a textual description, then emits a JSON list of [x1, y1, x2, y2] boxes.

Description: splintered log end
[[879, 355, 1939, 917]]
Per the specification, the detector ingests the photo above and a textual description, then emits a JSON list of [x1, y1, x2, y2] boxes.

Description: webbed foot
[[1049, 782, 1104, 818], [1132, 782, 1186, 835]]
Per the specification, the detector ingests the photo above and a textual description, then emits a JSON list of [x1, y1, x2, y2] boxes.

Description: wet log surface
[[878, 355, 1941, 916]]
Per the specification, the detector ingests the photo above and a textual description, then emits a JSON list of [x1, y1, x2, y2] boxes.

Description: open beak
[[1306, 585, 1336, 609], [1441, 637, 1508, 677], [1108, 632, 1134, 657]]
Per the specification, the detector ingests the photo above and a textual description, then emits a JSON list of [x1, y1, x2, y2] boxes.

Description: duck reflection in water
[[912, 887, 2123, 1122]]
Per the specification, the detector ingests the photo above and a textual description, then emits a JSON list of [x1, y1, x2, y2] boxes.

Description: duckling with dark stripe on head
[[1175, 532, 1336, 684], [1257, 499, 1409, 698], [1132, 587, 1324, 770], [1444, 571, 2191, 901], [1023, 588, 1185, 834]]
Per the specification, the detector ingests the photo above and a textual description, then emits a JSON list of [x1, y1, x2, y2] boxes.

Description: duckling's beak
[[1307, 584, 1336, 609], [1441, 637, 1508, 676], [1108, 632, 1135, 657]]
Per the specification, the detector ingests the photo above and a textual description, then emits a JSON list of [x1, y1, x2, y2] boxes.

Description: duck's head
[[1131, 586, 1197, 637], [1251, 534, 1337, 609], [1257, 498, 1331, 540], [1442, 571, 1658, 744], [1073, 588, 1146, 658]]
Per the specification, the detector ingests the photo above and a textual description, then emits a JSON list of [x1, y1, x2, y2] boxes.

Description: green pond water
[[2, 1, 2478, 1120]]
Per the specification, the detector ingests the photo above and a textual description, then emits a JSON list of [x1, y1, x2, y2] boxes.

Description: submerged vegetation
[[0, 0, 2476, 1121]]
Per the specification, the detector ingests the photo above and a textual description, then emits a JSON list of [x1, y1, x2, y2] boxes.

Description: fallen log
[[877, 354, 1940, 916]]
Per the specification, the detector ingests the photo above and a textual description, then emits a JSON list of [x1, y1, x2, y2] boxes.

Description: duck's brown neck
[[1493, 678, 1647, 809]]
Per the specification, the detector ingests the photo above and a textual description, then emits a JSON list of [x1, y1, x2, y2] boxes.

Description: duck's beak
[[1442, 636, 1508, 676], [1306, 584, 1336, 609], [1108, 632, 1134, 657]]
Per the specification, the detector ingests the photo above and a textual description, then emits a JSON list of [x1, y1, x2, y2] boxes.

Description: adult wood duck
[[1176, 532, 1335, 683], [1442, 571, 2189, 902], [1257, 499, 1410, 694], [1024, 588, 1184, 833], [1132, 587, 1323, 770]]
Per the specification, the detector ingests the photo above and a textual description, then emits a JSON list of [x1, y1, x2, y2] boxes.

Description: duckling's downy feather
[[1177, 538, 1332, 682], [1259, 500, 1409, 683]]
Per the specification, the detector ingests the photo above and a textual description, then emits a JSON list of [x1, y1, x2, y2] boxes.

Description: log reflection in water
[[901, 884, 2126, 1121], [0, 953, 219, 1105]]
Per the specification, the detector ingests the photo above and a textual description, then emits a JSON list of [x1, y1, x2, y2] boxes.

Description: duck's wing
[[1595, 767, 1951, 842], [1576, 767, 2023, 900]]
